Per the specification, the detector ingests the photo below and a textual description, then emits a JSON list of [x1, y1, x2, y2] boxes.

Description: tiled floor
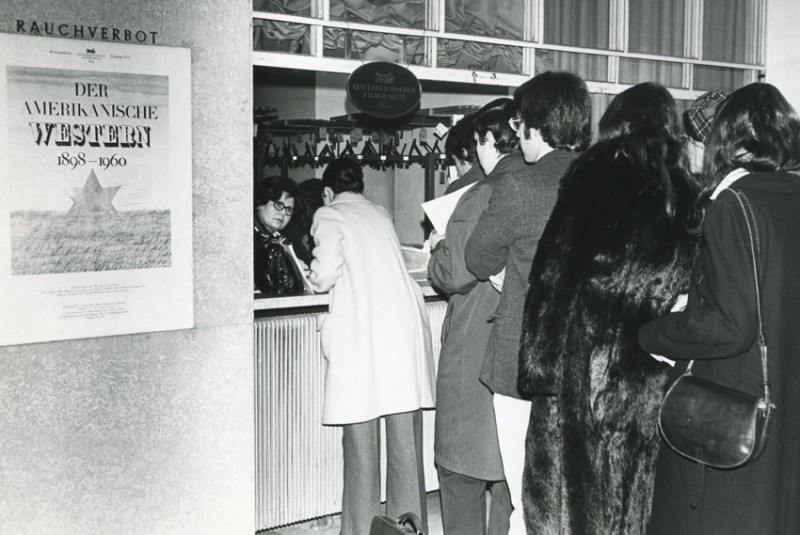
[[263, 491, 444, 535]]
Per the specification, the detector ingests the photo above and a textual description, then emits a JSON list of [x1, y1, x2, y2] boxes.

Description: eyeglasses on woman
[[271, 200, 294, 216]]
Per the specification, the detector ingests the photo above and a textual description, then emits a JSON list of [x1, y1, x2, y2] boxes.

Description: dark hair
[[445, 112, 478, 163], [598, 82, 688, 219], [513, 71, 592, 151], [298, 178, 325, 217], [703, 82, 800, 187], [254, 175, 300, 208], [285, 178, 324, 233], [686, 83, 800, 233], [281, 178, 325, 263], [322, 157, 365, 194], [473, 98, 519, 155]]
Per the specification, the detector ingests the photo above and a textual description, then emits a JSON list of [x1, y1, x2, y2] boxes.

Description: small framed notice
[[0, 34, 193, 346]]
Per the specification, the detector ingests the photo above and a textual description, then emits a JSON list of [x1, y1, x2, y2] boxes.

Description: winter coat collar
[[714, 168, 800, 199], [711, 168, 748, 200], [328, 191, 369, 205]]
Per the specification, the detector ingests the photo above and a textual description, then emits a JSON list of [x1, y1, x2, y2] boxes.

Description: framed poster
[[0, 33, 193, 346]]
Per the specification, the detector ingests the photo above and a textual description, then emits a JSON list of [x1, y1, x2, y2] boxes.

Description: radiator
[[255, 300, 447, 530]]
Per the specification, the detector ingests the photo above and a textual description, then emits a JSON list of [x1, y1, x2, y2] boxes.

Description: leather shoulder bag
[[658, 188, 776, 470]]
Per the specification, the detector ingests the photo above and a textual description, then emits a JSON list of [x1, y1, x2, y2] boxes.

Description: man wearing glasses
[[464, 71, 593, 534]]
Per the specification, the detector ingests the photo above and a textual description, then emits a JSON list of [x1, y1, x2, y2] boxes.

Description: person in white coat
[[309, 157, 436, 535]]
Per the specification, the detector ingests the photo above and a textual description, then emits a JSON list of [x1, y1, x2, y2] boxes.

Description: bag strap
[[728, 188, 771, 407], [684, 188, 770, 407]]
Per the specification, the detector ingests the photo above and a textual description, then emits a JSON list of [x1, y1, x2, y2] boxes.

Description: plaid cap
[[684, 90, 727, 144]]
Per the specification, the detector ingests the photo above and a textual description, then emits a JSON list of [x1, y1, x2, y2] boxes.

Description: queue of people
[[254, 73, 800, 535]]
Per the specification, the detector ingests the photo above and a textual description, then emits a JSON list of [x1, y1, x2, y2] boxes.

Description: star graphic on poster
[[67, 169, 120, 214]]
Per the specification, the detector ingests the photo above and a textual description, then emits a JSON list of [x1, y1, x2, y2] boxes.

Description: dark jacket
[[253, 225, 302, 295], [640, 172, 800, 535], [444, 163, 483, 194], [465, 150, 577, 398], [518, 142, 699, 534], [428, 167, 504, 481]]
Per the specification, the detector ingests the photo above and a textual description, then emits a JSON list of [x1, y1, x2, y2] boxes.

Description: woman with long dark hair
[[640, 82, 800, 535], [517, 82, 699, 534]]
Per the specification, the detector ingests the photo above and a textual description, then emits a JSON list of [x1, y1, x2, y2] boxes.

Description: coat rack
[[254, 118, 451, 201]]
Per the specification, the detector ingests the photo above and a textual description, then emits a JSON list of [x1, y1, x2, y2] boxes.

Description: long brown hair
[[597, 82, 689, 221], [691, 82, 800, 233]]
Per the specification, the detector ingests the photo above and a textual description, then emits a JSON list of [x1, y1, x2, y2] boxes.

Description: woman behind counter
[[309, 157, 436, 535], [253, 175, 304, 295], [517, 82, 699, 534], [428, 100, 514, 535], [640, 82, 800, 535]]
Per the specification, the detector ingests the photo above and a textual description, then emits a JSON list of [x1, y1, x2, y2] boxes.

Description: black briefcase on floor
[[369, 512, 425, 535]]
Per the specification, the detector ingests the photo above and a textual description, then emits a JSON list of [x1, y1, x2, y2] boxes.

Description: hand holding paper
[[489, 268, 505, 293], [428, 230, 445, 250]]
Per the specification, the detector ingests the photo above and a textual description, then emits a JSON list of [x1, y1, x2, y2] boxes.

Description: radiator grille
[[255, 300, 447, 530]]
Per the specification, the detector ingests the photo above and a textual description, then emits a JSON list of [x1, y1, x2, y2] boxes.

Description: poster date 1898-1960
[[0, 33, 192, 346]]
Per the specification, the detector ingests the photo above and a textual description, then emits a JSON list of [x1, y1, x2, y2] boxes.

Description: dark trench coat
[[428, 165, 505, 482]]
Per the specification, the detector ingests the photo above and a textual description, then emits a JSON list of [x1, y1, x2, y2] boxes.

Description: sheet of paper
[[421, 182, 476, 235], [650, 354, 676, 367], [286, 243, 315, 294]]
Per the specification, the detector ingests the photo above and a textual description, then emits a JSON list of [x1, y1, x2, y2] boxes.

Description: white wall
[[765, 0, 800, 111], [0, 2, 254, 534]]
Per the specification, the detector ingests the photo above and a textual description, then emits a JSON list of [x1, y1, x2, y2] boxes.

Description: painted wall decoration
[[0, 33, 193, 346]]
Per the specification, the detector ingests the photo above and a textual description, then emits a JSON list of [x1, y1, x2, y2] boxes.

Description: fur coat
[[517, 141, 699, 534]]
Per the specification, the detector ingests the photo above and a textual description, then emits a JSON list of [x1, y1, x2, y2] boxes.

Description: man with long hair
[[464, 71, 592, 534]]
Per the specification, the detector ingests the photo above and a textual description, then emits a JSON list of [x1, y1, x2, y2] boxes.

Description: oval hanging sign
[[346, 61, 422, 119]]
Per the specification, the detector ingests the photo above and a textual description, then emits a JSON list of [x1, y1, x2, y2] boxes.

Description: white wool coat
[[310, 192, 436, 425]]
